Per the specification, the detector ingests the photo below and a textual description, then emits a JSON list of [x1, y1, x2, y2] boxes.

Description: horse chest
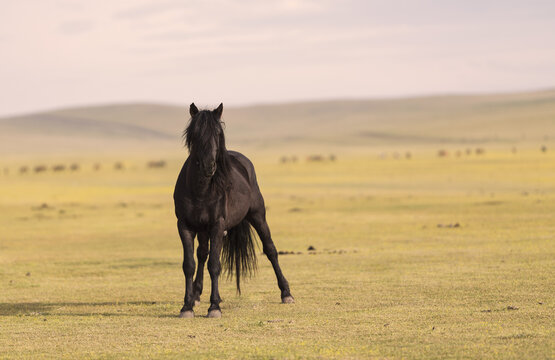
[[193, 204, 211, 225], [181, 197, 224, 228]]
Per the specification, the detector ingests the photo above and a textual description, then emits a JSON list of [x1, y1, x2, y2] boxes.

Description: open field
[[0, 147, 553, 359]]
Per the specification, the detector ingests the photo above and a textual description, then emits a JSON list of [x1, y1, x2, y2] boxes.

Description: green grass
[[0, 149, 554, 359]]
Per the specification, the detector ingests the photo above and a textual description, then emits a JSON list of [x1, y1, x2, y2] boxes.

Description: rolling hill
[[0, 89, 554, 157]]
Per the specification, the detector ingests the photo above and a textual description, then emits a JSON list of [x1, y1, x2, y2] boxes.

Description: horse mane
[[183, 110, 232, 193]]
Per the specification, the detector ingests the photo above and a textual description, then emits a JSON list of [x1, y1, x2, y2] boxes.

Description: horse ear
[[190, 103, 199, 117], [213, 103, 223, 118]]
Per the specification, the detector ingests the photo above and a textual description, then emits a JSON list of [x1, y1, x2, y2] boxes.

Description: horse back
[[228, 150, 256, 186]]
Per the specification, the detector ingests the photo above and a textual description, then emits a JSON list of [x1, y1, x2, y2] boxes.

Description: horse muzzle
[[204, 166, 216, 178]]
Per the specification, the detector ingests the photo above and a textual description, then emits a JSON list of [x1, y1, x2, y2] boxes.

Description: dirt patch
[[278, 251, 302, 255], [31, 203, 53, 211], [437, 223, 460, 228], [479, 201, 504, 206]]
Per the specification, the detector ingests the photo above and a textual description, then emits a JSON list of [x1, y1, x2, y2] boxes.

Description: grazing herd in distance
[[377, 145, 548, 160], [0, 160, 167, 176], [0, 145, 549, 176], [281, 145, 549, 164], [436, 145, 548, 158], [437, 148, 486, 158], [280, 154, 337, 163]]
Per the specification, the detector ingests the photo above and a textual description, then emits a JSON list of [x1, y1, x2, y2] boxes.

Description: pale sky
[[1, 0, 555, 117]]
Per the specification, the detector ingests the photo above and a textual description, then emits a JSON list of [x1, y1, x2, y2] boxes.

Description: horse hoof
[[179, 310, 194, 318], [207, 309, 222, 318], [282, 296, 295, 304], [194, 300, 201, 307]]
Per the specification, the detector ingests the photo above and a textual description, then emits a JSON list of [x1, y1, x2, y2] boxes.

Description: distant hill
[[0, 89, 554, 156]]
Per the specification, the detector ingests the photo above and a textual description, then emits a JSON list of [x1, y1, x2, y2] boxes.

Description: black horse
[[173, 103, 294, 318]]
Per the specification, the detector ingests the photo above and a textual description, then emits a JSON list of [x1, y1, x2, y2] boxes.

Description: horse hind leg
[[247, 210, 294, 304], [192, 232, 209, 306]]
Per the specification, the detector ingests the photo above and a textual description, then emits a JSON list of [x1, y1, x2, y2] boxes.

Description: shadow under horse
[[173, 103, 294, 318]]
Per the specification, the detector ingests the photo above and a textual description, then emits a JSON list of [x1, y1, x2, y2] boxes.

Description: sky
[[1, 0, 555, 116]]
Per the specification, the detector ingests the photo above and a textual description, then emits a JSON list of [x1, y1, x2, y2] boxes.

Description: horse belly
[[225, 186, 251, 229], [225, 204, 249, 230]]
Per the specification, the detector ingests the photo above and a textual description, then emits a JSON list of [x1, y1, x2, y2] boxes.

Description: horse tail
[[222, 219, 257, 294]]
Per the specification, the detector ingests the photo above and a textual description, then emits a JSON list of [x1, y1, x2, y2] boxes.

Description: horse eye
[[195, 160, 200, 166]]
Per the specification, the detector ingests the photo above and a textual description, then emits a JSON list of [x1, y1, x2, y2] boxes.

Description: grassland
[[0, 146, 553, 359], [1, 89, 555, 156]]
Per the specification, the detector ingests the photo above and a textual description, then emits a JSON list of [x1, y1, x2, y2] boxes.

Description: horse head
[[184, 103, 229, 183]]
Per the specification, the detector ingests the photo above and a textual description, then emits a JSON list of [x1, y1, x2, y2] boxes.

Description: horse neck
[[185, 163, 213, 200], [189, 174, 209, 200]]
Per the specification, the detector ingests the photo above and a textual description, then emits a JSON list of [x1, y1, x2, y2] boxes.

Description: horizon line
[[1, 86, 554, 120]]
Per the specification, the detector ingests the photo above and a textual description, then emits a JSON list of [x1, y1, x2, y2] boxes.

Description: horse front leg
[[177, 220, 196, 318], [207, 219, 225, 318], [192, 232, 209, 306]]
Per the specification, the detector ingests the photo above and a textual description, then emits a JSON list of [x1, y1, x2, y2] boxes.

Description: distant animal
[[19, 166, 29, 174], [147, 160, 166, 168], [438, 149, 448, 157], [34, 165, 47, 173], [69, 164, 80, 171], [114, 162, 124, 170], [173, 103, 294, 319], [307, 155, 324, 162], [280, 156, 299, 164], [93, 163, 102, 171], [52, 164, 66, 172], [541, 145, 547, 153], [475, 148, 485, 155]]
